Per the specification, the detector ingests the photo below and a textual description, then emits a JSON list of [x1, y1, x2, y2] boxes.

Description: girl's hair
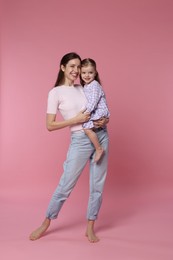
[[80, 58, 101, 86], [54, 52, 81, 87]]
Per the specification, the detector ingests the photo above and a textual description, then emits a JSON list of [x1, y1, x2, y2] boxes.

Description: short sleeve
[[46, 89, 59, 114]]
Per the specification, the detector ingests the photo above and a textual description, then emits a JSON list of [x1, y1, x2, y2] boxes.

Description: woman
[[29, 52, 109, 243]]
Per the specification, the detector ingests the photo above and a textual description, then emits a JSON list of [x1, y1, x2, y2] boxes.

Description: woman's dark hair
[[80, 58, 101, 86], [54, 52, 81, 87]]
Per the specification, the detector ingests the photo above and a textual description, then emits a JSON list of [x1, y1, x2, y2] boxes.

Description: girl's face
[[81, 65, 96, 84], [61, 58, 81, 86]]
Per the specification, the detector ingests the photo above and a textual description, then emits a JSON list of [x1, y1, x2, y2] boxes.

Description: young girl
[[80, 58, 110, 163]]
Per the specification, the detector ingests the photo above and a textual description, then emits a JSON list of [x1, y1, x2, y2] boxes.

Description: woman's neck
[[64, 79, 74, 86]]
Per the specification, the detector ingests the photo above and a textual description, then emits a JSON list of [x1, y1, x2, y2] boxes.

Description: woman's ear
[[61, 65, 65, 72]]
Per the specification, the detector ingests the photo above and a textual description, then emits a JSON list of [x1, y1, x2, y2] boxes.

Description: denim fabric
[[46, 128, 109, 220]]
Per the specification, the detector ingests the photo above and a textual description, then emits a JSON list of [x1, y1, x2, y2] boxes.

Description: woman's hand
[[93, 117, 109, 128], [46, 110, 90, 131], [75, 109, 90, 124]]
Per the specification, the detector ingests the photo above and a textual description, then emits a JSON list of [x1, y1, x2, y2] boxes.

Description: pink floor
[[1, 181, 173, 260]]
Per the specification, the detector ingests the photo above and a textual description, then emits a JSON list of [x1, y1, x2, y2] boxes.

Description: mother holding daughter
[[29, 52, 109, 243]]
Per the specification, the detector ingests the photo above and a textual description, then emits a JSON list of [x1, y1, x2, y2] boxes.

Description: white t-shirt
[[47, 85, 87, 132]]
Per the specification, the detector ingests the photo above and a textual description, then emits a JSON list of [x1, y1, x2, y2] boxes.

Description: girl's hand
[[93, 117, 109, 128]]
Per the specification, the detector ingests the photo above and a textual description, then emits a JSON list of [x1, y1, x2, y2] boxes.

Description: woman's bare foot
[[29, 218, 51, 241], [94, 147, 104, 163], [85, 220, 99, 243]]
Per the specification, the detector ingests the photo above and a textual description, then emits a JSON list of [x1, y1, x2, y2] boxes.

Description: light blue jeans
[[46, 128, 109, 221]]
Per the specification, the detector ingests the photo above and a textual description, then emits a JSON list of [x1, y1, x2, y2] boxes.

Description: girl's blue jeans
[[46, 128, 109, 221]]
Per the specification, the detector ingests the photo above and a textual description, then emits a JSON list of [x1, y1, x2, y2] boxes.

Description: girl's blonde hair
[[80, 58, 101, 86]]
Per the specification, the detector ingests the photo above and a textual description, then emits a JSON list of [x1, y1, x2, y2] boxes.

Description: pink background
[[1, 0, 173, 260]]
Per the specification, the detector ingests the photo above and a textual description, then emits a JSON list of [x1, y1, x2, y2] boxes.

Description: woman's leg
[[86, 129, 109, 242], [86, 220, 99, 242], [29, 132, 94, 240], [29, 218, 51, 240]]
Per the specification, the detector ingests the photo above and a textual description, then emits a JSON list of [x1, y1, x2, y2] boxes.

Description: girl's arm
[[85, 83, 102, 113], [46, 110, 90, 131], [93, 117, 109, 128]]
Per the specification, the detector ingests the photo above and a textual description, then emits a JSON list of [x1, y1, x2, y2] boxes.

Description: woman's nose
[[74, 66, 79, 72]]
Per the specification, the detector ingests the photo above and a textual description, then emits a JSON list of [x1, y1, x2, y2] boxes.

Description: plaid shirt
[[83, 80, 110, 129]]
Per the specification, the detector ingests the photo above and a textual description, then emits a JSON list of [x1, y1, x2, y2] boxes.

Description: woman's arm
[[46, 110, 90, 131]]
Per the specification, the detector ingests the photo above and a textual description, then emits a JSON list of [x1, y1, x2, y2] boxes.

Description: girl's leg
[[29, 132, 94, 240], [86, 129, 109, 242], [84, 128, 104, 163]]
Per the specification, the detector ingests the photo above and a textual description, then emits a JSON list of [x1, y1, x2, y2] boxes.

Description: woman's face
[[80, 65, 96, 85], [61, 58, 81, 85]]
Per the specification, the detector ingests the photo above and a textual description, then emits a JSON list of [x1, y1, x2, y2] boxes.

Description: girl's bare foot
[[85, 220, 99, 243], [29, 218, 51, 241], [94, 147, 104, 163]]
